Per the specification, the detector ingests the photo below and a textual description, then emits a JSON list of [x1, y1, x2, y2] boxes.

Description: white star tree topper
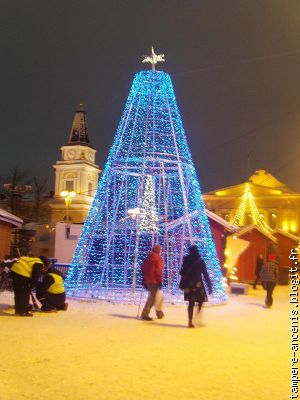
[[142, 47, 165, 71]]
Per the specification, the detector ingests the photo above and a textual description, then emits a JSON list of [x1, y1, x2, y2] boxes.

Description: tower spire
[[67, 103, 90, 145]]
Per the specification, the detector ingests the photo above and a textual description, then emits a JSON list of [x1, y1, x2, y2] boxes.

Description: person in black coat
[[253, 253, 264, 289], [179, 245, 212, 328]]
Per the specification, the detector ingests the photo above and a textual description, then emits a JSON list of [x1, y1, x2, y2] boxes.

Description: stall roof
[[205, 209, 239, 232], [273, 229, 300, 242], [234, 224, 277, 243], [0, 208, 23, 227]]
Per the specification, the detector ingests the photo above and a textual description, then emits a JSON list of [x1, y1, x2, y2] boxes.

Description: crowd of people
[[140, 244, 279, 326], [0, 245, 279, 325]]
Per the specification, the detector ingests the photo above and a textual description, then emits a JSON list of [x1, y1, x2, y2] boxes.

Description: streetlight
[[60, 190, 76, 238], [60, 190, 76, 222]]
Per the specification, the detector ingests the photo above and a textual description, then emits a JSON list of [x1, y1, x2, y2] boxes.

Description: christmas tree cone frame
[[65, 67, 227, 305]]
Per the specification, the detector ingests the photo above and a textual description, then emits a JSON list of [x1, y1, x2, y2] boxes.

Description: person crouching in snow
[[37, 267, 68, 312], [11, 255, 49, 316], [179, 245, 212, 328], [140, 244, 164, 321]]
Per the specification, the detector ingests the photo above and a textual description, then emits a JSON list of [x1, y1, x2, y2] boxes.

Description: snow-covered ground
[[0, 285, 289, 400]]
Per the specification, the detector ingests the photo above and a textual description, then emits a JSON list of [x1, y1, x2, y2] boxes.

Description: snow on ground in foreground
[[0, 285, 289, 400]]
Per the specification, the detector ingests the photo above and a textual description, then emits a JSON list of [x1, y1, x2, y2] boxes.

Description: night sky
[[1, 0, 300, 192]]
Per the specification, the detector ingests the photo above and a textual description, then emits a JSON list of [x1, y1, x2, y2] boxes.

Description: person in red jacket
[[141, 244, 164, 321]]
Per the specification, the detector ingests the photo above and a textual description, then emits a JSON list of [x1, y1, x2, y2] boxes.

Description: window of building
[[219, 211, 230, 222], [269, 211, 277, 229], [88, 182, 93, 196], [245, 213, 252, 225], [282, 215, 297, 233], [65, 180, 74, 191], [223, 213, 230, 222]]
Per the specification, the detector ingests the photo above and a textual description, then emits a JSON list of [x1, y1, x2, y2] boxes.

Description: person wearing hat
[[11, 255, 49, 316], [260, 254, 278, 308], [179, 245, 212, 328], [36, 267, 68, 312], [140, 244, 164, 321]]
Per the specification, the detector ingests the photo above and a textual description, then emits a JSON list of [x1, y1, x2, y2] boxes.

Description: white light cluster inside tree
[[138, 175, 159, 233]]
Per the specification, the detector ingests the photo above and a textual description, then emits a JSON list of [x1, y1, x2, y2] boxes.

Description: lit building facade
[[50, 104, 101, 223], [203, 169, 300, 235]]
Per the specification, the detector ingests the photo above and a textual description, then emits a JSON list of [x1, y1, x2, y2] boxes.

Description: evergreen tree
[[139, 176, 159, 233]]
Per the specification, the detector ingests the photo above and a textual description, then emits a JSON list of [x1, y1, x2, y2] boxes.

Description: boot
[[188, 320, 195, 328], [156, 310, 164, 319], [16, 312, 33, 317], [141, 314, 153, 321], [188, 304, 194, 328]]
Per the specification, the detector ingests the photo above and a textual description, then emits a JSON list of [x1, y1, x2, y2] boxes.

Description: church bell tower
[[50, 103, 101, 223]]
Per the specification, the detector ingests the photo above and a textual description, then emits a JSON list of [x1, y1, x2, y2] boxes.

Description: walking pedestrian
[[140, 244, 164, 321], [11, 255, 49, 316], [179, 245, 212, 328], [253, 253, 264, 289], [260, 254, 278, 308]]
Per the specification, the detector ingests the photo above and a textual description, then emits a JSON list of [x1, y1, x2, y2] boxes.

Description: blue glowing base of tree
[[65, 70, 228, 304]]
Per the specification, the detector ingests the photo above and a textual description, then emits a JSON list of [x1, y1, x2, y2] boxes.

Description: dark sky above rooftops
[[1, 0, 300, 192]]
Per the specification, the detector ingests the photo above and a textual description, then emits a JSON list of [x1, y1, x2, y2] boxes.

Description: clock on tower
[[67, 150, 75, 160]]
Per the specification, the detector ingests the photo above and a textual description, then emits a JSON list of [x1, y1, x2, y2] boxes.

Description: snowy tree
[[138, 175, 159, 233]]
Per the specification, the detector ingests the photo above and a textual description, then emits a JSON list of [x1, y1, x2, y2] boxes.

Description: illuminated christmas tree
[[231, 183, 272, 232], [66, 49, 227, 303]]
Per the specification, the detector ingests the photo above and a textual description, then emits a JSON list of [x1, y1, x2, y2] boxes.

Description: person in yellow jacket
[[11, 255, 49, 316], [36, 267, 68, 312]]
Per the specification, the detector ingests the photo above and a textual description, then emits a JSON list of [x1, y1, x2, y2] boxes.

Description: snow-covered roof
[[273, 229, 300, 242], [0, 208, 23, 227], [204, 169, 297, 196], [248, 169, 287, 189], [234, 224, 277, 243], [205, 209, 239, 232]]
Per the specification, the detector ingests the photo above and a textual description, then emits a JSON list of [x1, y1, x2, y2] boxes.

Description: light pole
[[60, 190, 76, 238]]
